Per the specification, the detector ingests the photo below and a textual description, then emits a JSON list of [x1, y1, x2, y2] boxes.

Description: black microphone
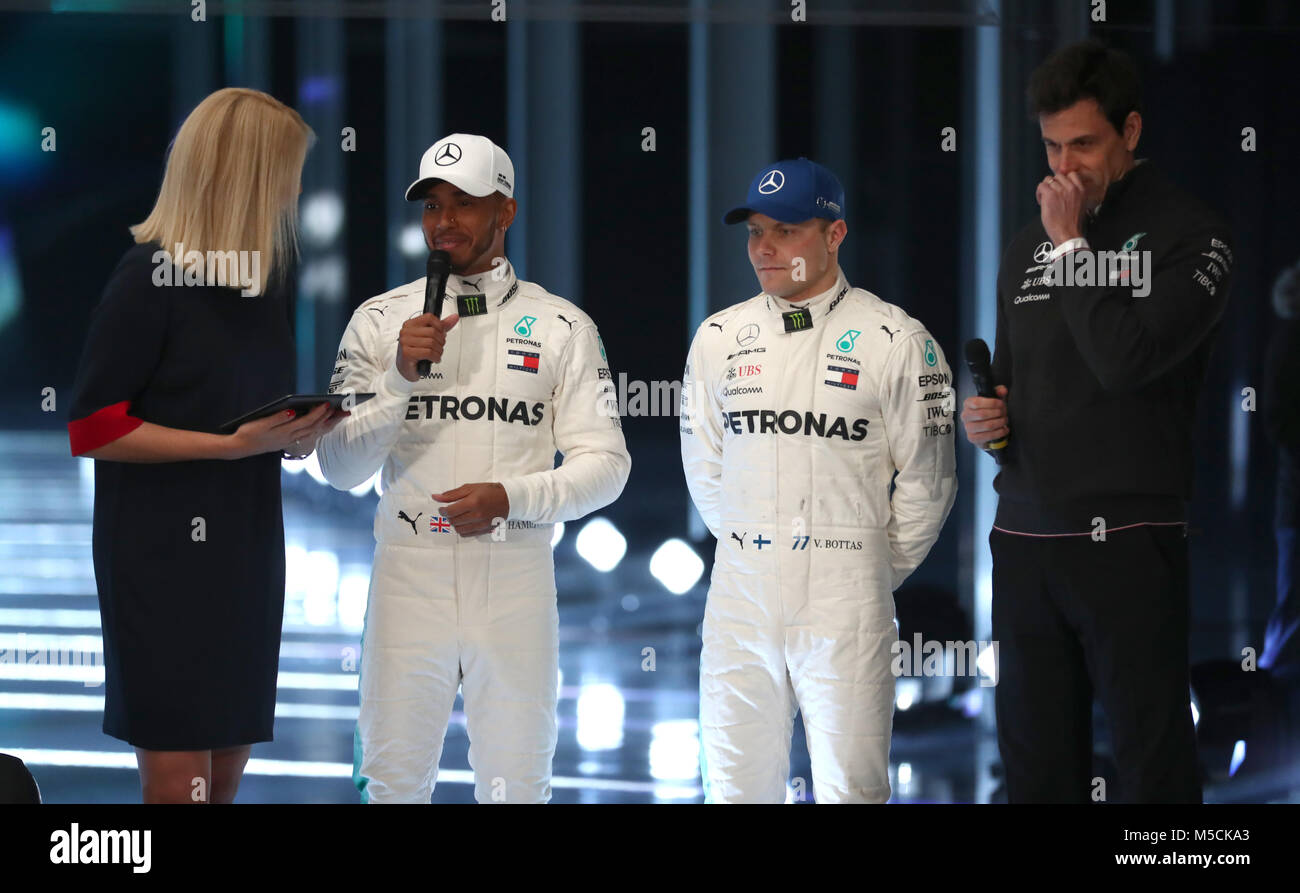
[[964, 338, 1008, 459], [417, 250, 452, 379]]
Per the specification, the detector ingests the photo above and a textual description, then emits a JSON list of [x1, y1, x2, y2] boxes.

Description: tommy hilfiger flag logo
[[507, 349, 540, 373], [430, 516, 452, 533], [825, 364, 859, 390]]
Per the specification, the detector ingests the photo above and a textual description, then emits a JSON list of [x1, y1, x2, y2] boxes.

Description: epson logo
[[722, 408, 868, 442], [918, 372, 951, 388], [406, 395, 544, 426]]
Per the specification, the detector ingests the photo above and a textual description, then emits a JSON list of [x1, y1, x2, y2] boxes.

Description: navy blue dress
[[67, 242, 295, 750]]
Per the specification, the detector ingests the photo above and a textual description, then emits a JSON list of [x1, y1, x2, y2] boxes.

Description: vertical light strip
[[294, 11, 347, 391], [686, 0, 710, 540], [1154, 0, 1175, 62], [526, 9, 582, 304], [507, 13, 530, 279], [972, 2, 1001, 754], [385, 6, 441, 289]]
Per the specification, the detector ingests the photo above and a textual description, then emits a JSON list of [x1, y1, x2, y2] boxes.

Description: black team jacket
[[990, 160, 1234, 535]]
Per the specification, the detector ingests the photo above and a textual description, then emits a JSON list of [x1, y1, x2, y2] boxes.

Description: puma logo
[[708, 322, 724, 331], [398, 511, 422, 534], [368, 306, 386, 316], [557, 314, 575, 331], [730, 531, 745, 549], [463, 276, 483, 290], [881, 325, 900, 342]]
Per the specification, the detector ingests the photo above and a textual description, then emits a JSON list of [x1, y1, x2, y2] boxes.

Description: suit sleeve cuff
[[1048, 237, 1090, 262], [499, 477, 531, 521], [377, 359, 417, 399]]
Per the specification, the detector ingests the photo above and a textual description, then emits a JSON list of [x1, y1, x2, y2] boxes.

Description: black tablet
[[219, 393, 375, 434]]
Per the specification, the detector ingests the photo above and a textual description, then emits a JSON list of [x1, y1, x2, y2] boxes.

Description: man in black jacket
[[961, 40, 1233, 803]]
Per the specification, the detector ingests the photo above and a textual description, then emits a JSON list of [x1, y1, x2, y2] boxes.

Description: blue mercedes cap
[[722, 157, 845, 225]]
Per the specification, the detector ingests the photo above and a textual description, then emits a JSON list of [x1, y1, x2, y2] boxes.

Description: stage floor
[[2, 432, 1295, 804]]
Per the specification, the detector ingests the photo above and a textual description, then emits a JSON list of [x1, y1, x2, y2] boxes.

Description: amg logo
[[405, 395, 544, 425], [722, 409, 869, 442]]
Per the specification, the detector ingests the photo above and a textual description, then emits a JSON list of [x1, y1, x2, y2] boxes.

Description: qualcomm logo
[[514, 315, 537, 337], [836, 329, 861, 352]]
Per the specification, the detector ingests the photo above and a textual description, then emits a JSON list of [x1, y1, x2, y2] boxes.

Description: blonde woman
[[66, 88, 343, 803]]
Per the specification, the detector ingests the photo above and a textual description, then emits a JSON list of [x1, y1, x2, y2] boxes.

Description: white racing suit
[[680, 272, 956, 803], [319, 260, 629, 803]]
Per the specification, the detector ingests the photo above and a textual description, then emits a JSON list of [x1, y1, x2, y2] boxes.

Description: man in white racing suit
[[680, 157, 956, 803], [319, 134, 630, 803]]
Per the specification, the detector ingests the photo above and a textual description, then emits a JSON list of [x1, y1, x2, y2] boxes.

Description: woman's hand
[[228, 403, 348, 460], [281, 405, 350, 458]]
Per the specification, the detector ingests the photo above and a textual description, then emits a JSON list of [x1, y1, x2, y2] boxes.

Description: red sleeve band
[[68, 401, 144, 457]]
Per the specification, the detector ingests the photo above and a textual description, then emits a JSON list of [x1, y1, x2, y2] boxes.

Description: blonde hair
[[131, 87, 314, 296]]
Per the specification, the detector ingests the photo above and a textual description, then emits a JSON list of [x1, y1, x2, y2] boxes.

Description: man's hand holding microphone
[[960, 338, 1010, 459], [397, 312, 460, 381]]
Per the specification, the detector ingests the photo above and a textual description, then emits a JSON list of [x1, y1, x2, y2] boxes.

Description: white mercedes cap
[[404, 133, 515, 201]]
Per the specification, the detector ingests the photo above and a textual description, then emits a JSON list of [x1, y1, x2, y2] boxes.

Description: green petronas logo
[[514, 315, 537, 337], [924, 339, 937, 367], [1122, 232, 1147, 252], [837, 329, 861, 352]]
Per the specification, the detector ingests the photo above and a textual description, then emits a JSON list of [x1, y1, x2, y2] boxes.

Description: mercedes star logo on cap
[[434, 143, 462, 166], [758, 170, 785, 194]]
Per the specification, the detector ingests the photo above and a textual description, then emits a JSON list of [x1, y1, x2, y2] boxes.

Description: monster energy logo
[[923, 339, 938, 367], [837, 329, 860, 352], [783, 309, 812, 333], [457, 293, 486, 317], [514, 315, 537, 337]]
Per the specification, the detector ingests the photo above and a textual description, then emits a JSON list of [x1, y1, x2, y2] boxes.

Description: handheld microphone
[[417, 250, 452, 379], [964, 338, 1008, 460]]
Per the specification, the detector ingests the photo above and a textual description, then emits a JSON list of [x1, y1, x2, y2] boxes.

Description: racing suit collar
[[765, 269, 851, 324], [444, 259, 520, 314]]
